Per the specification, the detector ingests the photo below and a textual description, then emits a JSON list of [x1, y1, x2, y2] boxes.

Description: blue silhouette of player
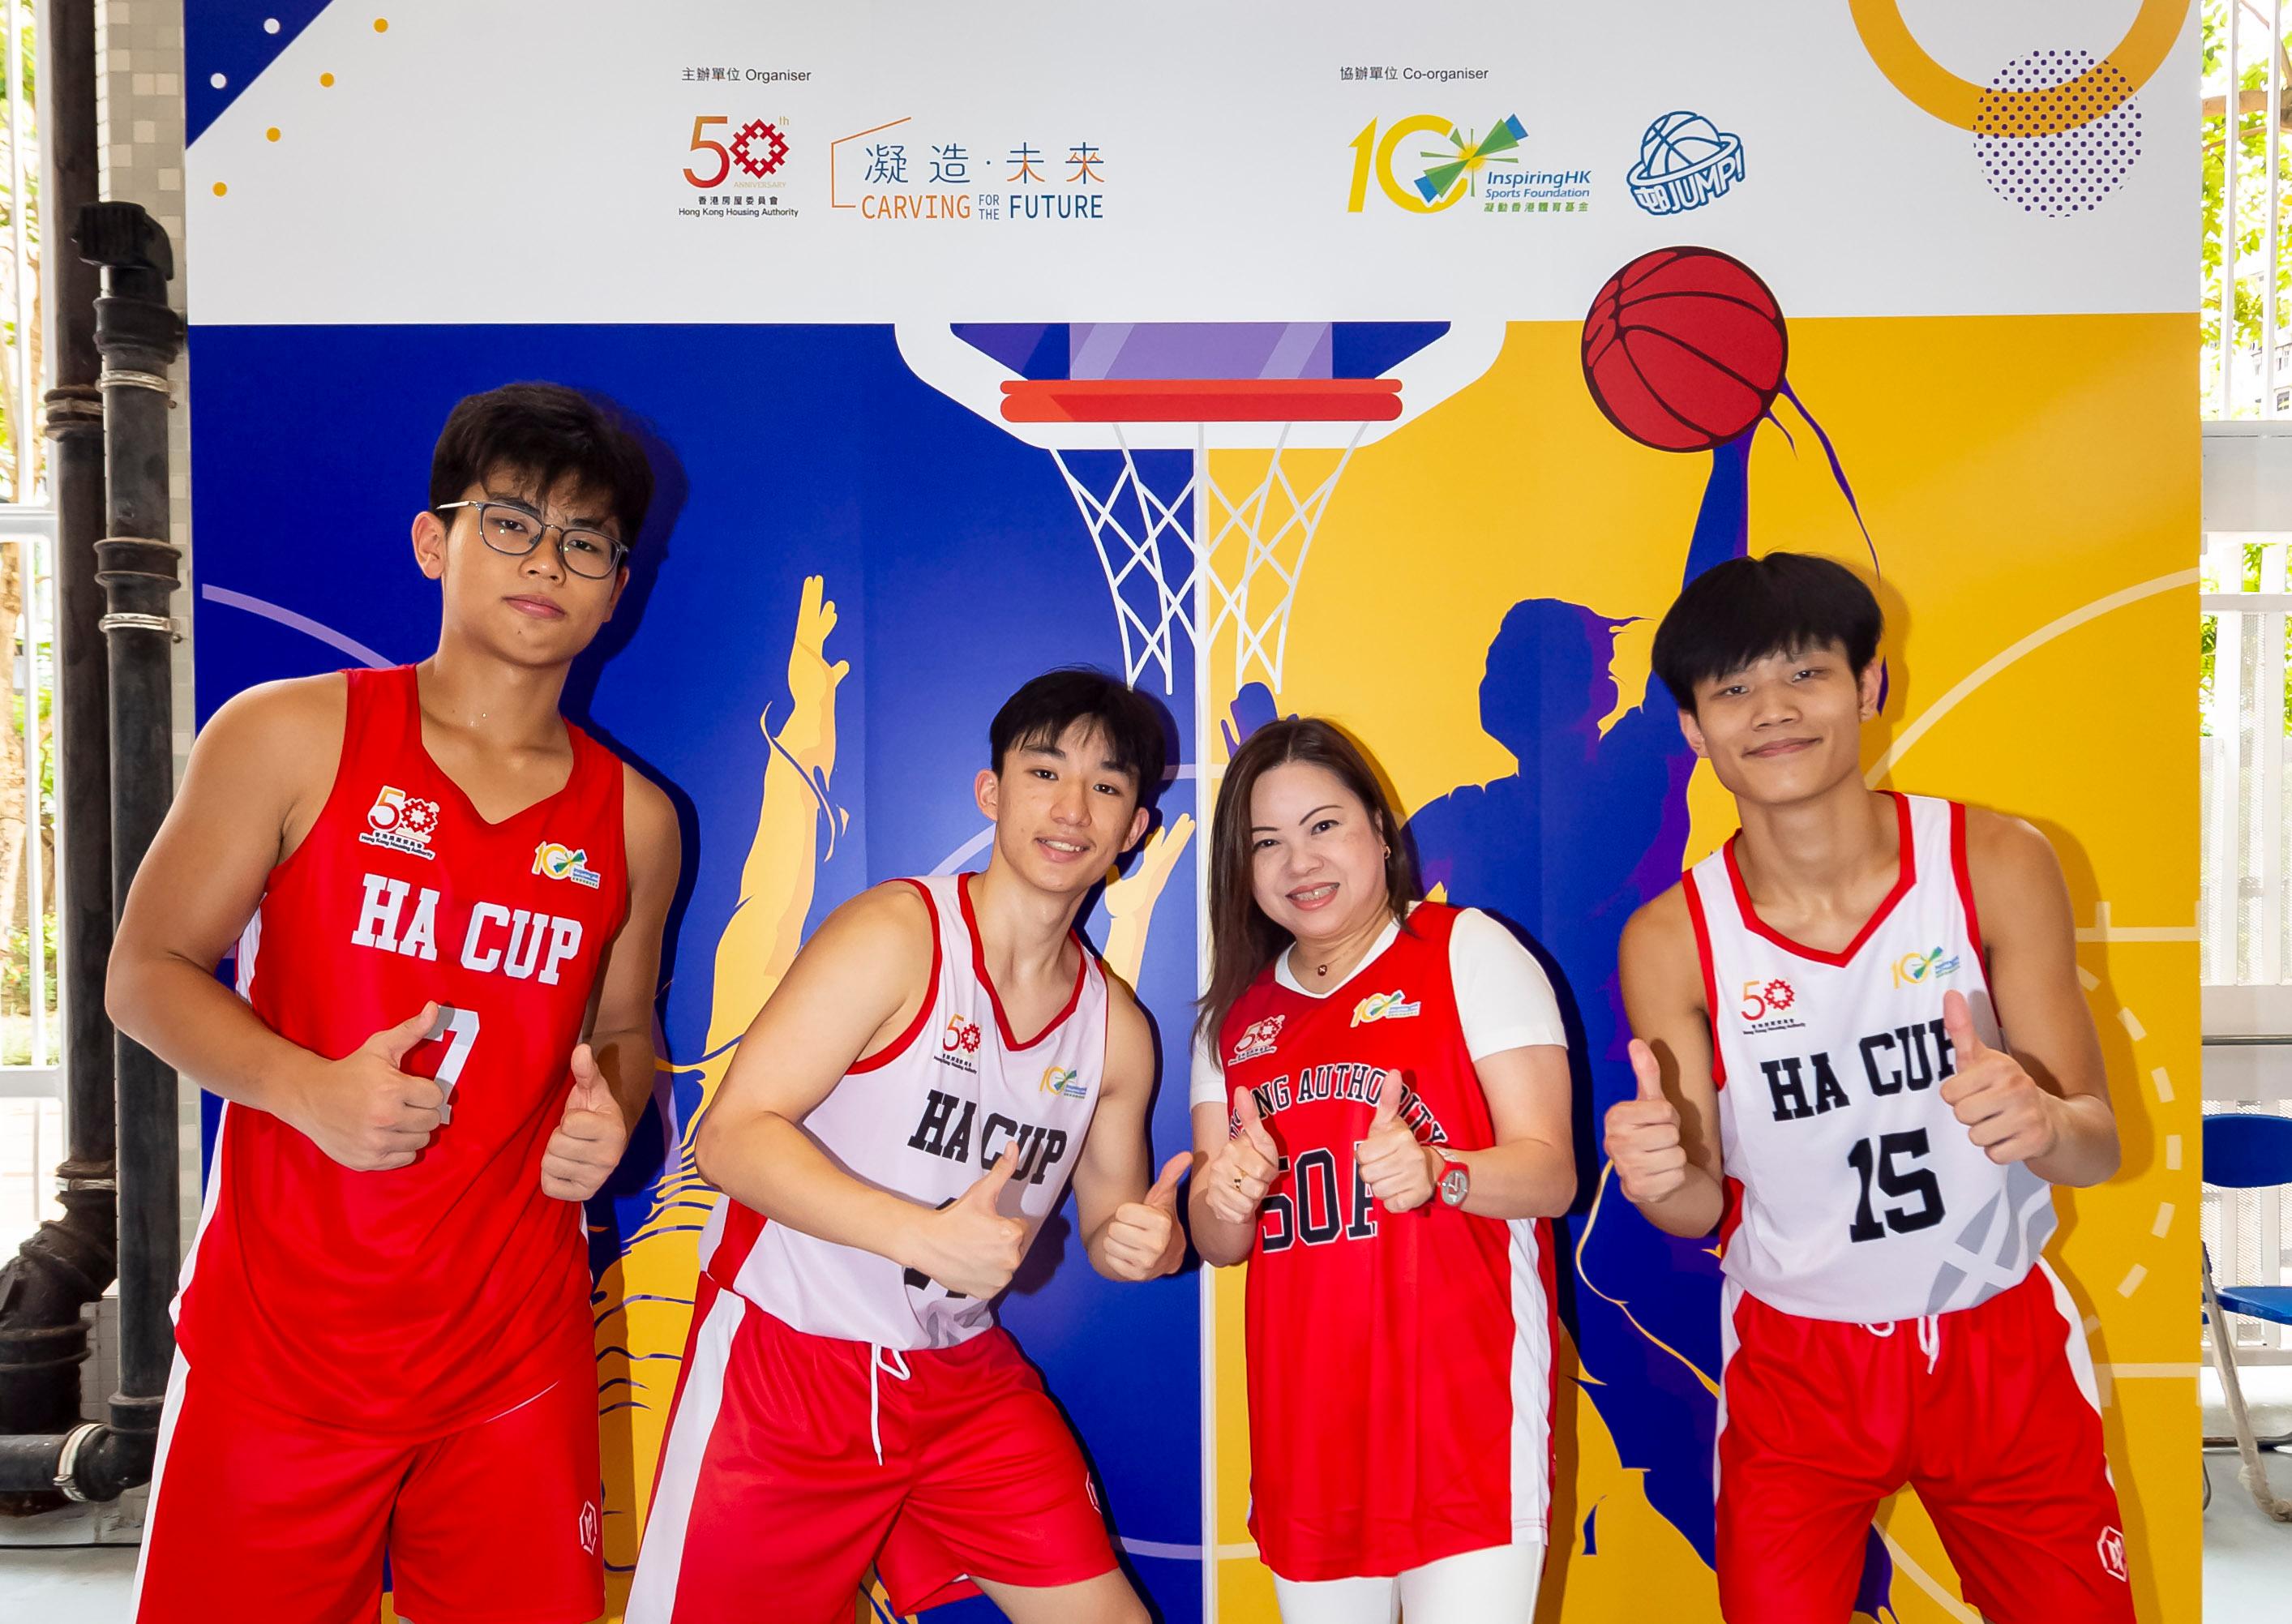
[[1406, 435, 1751, 1563]]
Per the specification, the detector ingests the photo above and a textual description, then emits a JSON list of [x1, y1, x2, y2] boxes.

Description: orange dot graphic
[[265, 127, 280, 142], [212, 182, 228, 196], [319, 71, 335, 86], [374, 17, 388, 31]]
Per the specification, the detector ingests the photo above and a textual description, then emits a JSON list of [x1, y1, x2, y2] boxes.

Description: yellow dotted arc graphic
[[1848, 0, 2188, 134]]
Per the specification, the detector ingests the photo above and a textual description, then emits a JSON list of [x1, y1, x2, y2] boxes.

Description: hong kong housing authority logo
[[1628, 110, 1745, 216], [937, 1015, 983, 1073], [1231, 1014, 1284, 1062], [1739, 977, 1806, 1034], [359, 786, 441, 861]]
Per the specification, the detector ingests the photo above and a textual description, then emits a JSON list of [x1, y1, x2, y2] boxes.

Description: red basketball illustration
[[1581, 246, 1789, 452]]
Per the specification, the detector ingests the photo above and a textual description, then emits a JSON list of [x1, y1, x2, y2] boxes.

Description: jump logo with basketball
[[1628, 111, 1745, 216]]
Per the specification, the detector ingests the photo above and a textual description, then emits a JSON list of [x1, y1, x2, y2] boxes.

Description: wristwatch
[[1431, 1145, 1470, 1209]]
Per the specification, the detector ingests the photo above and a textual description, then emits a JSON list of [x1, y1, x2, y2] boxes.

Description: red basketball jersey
[[1219, 903, 1556, 1583], [174, 664, 628, 1434]]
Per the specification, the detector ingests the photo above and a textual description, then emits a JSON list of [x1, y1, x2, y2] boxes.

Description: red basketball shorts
[[132, 1348, 602, 1624], [627, 1282, 1119, 1624], [1716, 1261, 2133, 1623]]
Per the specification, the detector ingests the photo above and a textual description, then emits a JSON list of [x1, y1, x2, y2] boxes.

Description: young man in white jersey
[[1603, 553, 2131, 1623], [627, 669, 1186, 1624]]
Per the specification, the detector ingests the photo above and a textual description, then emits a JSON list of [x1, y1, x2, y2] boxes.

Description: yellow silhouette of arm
[[705, 573, 849, 1057], [1099, 811, 1193, 990]]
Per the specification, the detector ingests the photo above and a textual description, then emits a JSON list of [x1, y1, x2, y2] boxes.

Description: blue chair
[[2204, 1111, 2292, 1521]]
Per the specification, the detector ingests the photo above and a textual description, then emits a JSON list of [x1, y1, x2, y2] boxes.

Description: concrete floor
[[0, 1545, 135, 1622]]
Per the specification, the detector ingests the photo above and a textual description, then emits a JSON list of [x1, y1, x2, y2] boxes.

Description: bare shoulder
[[1963, 805, 2061, 882], [1622, 881, 1695, 962], [1099, 969, 1158, 1091], [619, 764, 682, 855], [806, 879, 936, 969], [1621, 880, 1703, 1006], [189, 672, 346, 796]]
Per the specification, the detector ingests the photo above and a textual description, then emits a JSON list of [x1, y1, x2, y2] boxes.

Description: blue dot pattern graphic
[[1973, 49, 2142, 216]]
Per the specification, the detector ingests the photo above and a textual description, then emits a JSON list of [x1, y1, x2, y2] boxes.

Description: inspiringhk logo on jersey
[[1891, 947, 1961, 989], [2096, 1526, 2127, 1582], [936, 1015, 983, 1073], [358, 786, 442, 860], [532, 841, 602, 889], [1040, 1065, 1089, 1101], [1738, 976, 1807, 1034], [1351, 989, 1422, 1027], [1231, 1014, 1285, 1062]]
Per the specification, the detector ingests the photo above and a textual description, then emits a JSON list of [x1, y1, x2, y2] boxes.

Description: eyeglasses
[[435, 500, 627, 581]]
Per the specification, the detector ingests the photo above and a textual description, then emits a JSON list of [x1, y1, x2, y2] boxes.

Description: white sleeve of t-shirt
[[1449, 908, 1569, 1061], [1189, 1028, 1227, 1111]]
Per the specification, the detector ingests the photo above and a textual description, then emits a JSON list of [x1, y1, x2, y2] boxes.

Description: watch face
[[1439, 1165, 1469, 1206]]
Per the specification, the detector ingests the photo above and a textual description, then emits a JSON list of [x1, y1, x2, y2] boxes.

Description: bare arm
[[692, 883, 936, 1257], [1609, 887, 1729, 1238], [1070, 982, 1187, 1282], [1955, 811, 2120, 1188], [585, 774, 680, 1127], [1429, 1043, 1575, 1219], [105, 677, 447, 1170]]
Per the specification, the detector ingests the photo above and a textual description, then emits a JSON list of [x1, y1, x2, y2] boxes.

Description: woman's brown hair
[[1196, 718, 1420, 1055]]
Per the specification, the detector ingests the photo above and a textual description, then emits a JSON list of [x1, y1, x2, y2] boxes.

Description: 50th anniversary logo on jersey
[[1230, 1014, 1284, 1062], [359, 786, 442, 860]]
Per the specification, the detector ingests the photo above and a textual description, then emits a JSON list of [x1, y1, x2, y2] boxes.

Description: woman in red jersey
[[1189, 718, 1575, 1623]]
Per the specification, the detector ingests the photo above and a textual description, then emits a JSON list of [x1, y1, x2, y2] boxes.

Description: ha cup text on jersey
[[1759, 1015, 1959, 1123], [347, 872, 585, 985]]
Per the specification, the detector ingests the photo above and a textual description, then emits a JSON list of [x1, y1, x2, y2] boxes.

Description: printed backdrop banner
[[182, 4, 2200, 1622]]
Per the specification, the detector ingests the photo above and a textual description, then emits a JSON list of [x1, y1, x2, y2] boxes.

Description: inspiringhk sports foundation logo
[[532, 841, 602, 889], [1351, 989, 1422, 1026], [1040, 1065, 1089, 1100], [1891, 947, 1961, 988]]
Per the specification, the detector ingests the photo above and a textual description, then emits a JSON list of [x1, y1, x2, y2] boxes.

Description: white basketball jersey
[[1687, 793, 2057, 1322], [698, 873, 1108, 1350]]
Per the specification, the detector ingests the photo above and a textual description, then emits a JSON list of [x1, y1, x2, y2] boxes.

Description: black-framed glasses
[[435, 500, 627, 581]]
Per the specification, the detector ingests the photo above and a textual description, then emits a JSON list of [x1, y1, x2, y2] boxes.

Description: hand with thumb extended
[[1937, 990, 2057, 1166], [1605, 1039, 1689, 1205], [910, 1148, 1030, 1299], [541, 1043, 632, 1202], [287, 1001, 448, 1172], [1202, 1086, 1282, 1226], [1355, 1069, 1433, 1215], [1101, 1151, 1191, 1281]]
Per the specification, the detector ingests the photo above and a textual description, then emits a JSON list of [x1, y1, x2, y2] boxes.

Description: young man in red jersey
[[628, 669, 1187, 1624], [108, 383, 681, 1624], [1602, 553, 2130, 1622]]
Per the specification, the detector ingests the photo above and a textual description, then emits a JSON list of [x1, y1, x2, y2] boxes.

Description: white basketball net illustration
[[1047, 426, 1365, 696]]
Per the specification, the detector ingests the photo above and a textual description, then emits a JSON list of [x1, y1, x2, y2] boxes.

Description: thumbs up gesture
[[1202, 1086, 1282, 1225], [912, 1148, 1031, 1299], [540, 1043, 632, 1202], [1938, 990, 2057, 1166], [1101, 1153, 1191, 1281], [1355, 1070, 1434, 1215], [288, 1001, 449, 1172], [1605, 1039, 1689, 1204]]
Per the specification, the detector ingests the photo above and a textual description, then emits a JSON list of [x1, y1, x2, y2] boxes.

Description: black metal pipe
[[80, 199, 183, 1485], [0, 1420, 152, 1503], [0, 0, 111, 1519]]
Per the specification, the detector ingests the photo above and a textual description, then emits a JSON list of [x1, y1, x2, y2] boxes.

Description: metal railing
[[2208, 0, 2292, 416]]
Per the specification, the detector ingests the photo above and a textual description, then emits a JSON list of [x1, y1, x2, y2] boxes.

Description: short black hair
[[1652, 552, 1883, 713], [430, 382, 655, 549], [989, 668, 1168, 801]]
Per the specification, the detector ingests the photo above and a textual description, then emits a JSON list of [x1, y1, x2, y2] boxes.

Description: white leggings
[[1270, 1536, 1545, 1624]]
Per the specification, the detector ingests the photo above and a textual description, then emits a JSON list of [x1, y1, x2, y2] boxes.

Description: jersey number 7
[[425, 1004, 481, 1124]]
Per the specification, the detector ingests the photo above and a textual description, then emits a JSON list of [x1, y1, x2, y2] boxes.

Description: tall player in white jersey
[[1604, 554, 2133, 1623], [627, 669, 1185, 1624]]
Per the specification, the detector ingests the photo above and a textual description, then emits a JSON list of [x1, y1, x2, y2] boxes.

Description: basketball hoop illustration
[[898, 319, 1500, 696]]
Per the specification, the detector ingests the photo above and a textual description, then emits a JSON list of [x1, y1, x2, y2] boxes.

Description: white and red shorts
[[1716, 1262, 2133, 1623], [628, 1282, 1120, 1624], [133, 1348, 602, 1624]]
